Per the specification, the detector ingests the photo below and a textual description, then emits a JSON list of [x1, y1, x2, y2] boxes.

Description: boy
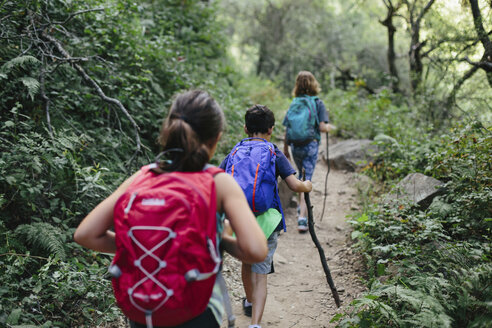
[[220, 105, 312, 328]]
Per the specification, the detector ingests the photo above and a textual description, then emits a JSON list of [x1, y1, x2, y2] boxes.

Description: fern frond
[[364, 282, 453, 327], [1, 55, 40, 73], [15, 222, 67, 259], [19, 77, 40, 101]]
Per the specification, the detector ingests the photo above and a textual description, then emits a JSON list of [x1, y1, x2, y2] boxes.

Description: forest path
[[222, 137, 367, 328]]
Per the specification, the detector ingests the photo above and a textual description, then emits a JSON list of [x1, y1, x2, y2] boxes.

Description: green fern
[[19, 77, 40, 101], [1, 55, 40, 73], [15, 223, 67, 260]]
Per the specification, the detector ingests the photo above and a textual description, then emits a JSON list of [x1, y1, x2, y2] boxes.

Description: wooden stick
[[303, 169, 341, 307]]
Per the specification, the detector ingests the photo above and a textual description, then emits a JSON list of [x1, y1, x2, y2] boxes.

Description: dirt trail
[[222, 137, 366, 328]]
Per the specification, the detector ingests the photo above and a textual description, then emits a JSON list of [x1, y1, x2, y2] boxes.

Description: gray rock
[[328, 139, 379, 171], [385, 173, 444, 208]]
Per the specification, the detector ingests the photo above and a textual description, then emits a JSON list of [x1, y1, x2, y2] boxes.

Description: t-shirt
[[282, 96, 329, 141]]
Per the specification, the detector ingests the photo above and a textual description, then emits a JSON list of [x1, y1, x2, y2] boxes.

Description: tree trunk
[[409, 27, 424, 91], [380, 2, 400, 92], [469, 0, 492, 87], [407, 0, 435, 92]]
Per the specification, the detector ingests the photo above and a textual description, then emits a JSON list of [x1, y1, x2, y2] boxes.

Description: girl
[[74, 90, 268, 328], [282, 71, 333, 233]]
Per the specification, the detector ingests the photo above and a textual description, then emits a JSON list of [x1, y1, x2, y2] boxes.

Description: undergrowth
[[331, 98, 492, 327]]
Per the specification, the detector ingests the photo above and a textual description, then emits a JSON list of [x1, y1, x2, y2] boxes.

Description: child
[[283, 71, 334, 233], [74, 90, 268, 328], [220, 105, 312, 328]]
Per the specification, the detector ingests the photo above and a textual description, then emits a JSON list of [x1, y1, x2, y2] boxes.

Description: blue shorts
[[252, 231, 278, 275], [291, 140, 319, 181]]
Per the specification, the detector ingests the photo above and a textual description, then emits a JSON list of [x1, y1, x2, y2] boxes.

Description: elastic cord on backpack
[[185, 237, 221, 282], [145, 310, 153, 328]]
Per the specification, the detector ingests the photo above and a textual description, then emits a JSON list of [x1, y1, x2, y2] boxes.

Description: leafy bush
[[0, 0, 270, 326], [337, 122, 492, 327]]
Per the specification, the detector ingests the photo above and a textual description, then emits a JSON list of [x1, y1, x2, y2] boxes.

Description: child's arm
[[73, 172, 139, 253], [284, 174, 312, 193], [215, 173, 268, 263], [283, 132, 291, 160]]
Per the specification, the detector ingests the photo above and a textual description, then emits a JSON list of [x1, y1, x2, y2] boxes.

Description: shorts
[[291, 140, 319, 181], [252, 231, 278, 275]]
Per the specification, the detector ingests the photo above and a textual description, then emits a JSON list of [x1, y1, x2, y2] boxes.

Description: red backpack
[[110, 164, 224, 327]]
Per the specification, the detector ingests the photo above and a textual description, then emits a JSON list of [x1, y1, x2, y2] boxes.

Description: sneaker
[[298, 217, 308, 233], [242, 298, 252, 317]]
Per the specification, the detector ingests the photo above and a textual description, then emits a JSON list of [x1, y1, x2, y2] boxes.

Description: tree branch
[[446, 65, 480, 106], [53, 8, 106, 25], [469, 0, 492, 51], [41, 31, 141, 158], [463, 56, 492, 70], [416, 0, 435, 26], [39, 57, 53, 138]]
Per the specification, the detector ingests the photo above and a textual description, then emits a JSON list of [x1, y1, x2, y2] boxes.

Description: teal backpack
[[284, 95, 319, 145]]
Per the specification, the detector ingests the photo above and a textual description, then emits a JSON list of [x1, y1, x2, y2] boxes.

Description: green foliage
[[15, 223, 68, 259], [337, 122, 492, 327], [0, 0, 256, 325], [0, 251, 120, 327]]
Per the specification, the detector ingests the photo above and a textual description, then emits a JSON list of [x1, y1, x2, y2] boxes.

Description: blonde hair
[[292, 71, 321, 97]]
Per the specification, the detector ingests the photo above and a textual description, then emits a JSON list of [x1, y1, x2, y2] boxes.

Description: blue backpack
[[284, 96, 319, 145], [224, 138, 277, 214]]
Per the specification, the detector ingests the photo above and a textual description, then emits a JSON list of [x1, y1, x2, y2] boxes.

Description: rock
[[384, 173, 444, 209], [328, 139, 379, 171]]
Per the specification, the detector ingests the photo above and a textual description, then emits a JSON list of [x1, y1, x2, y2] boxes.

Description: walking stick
[[319, 132, 330, 222], [303, 168, 341, 307]]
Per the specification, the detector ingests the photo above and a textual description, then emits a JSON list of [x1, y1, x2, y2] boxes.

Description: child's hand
[[304, 180, 313, 192]]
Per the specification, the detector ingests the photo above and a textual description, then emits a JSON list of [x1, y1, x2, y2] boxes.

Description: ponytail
[[157, 90, 224, 172]]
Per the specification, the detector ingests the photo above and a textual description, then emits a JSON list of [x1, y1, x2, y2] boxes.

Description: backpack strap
[[204, 164, 225, 176], [217, 272, 236, 328]]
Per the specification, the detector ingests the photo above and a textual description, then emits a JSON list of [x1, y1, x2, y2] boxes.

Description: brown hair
[[292, 71, 321, 97], [157, 90, 224, 172]]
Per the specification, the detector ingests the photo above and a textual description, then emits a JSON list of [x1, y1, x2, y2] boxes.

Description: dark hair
[[157, 90, 224, 172], [292, 71, 321, 97], [245, 104, 275, 134]]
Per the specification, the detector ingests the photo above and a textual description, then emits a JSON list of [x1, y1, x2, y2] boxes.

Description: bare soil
[[222, 137, 367, 328]]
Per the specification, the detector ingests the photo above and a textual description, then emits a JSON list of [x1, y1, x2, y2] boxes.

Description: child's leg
[[242, 262, 253, 303], [299, 192, 308, 218], [249, 231, 278, 326], [251, 272, 268, 325], [292, 141, 318, 231]]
